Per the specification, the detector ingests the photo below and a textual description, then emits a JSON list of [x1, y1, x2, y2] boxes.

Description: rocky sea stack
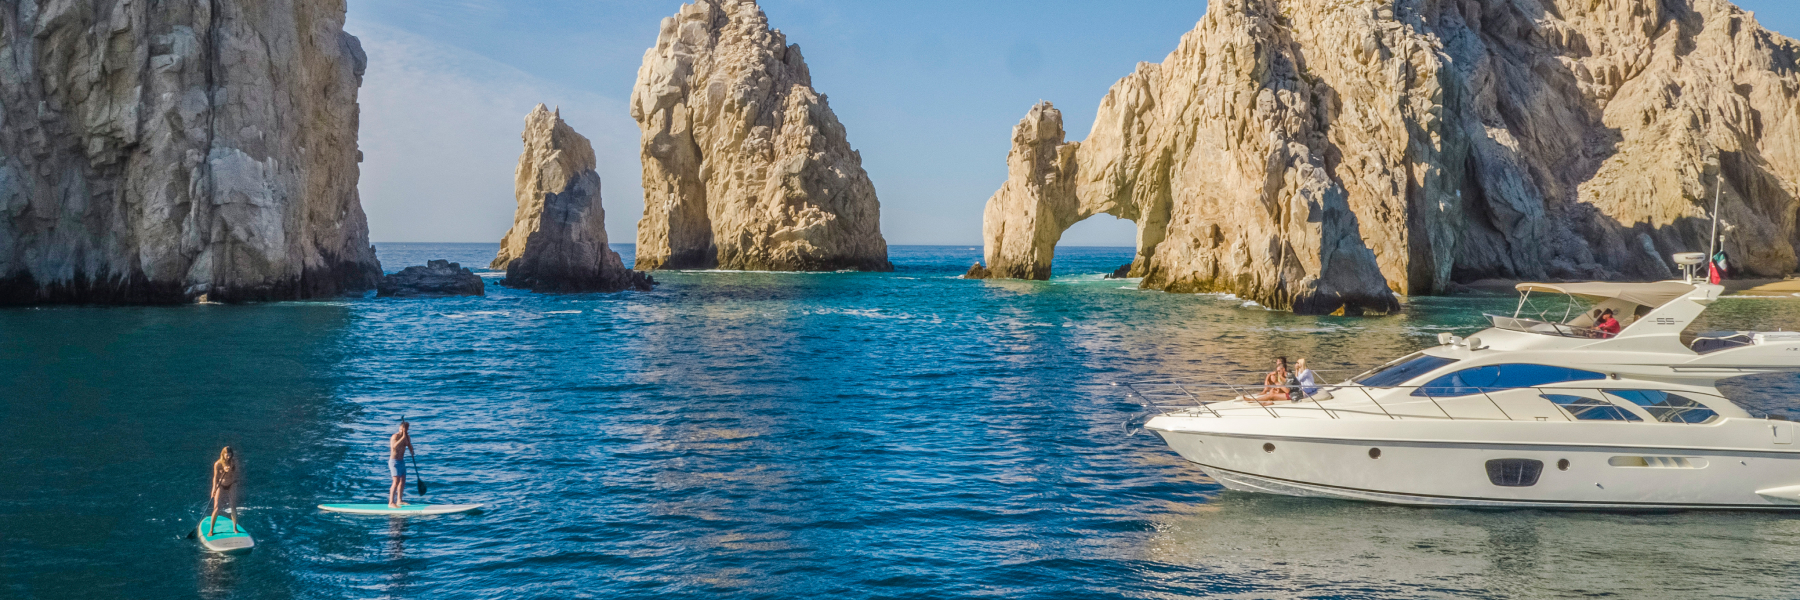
[[378, 261, 485, 298], [493, 106, 653, 293], [0, 0, 381, 305], [631, 0, 891, 272], [979, 0, 1800, 315]]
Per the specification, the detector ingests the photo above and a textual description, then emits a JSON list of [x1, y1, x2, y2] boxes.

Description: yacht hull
[[1150, 420, 1800, 510]]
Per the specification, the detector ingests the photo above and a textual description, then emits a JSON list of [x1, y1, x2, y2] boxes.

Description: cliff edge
[[0, 0, 381, 304]]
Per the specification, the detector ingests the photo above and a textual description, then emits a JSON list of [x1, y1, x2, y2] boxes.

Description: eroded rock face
[[378, 260, 484, 298], [493, 105, 653, 293], [981, 0, 1800, 314], [0, 0, 381, 304], [631, 0, 891, 272]]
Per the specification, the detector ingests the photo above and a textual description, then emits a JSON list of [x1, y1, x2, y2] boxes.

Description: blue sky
[[348, 0, 1799, 247]]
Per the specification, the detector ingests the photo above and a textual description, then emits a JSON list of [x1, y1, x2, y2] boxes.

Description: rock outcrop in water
[[493, 106, 653, 293], [378, 260, 485, 298], [630, 0, 891, 272], [0, 0, 381, 304], [979, 0, 1800, 315]]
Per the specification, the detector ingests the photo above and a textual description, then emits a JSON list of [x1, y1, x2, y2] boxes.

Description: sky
[[347, 0, 1800, 247]]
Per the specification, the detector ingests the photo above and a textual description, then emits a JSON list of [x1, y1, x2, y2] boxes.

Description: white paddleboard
[[197, 516, 254, 553], [318, 503, 483, 516]]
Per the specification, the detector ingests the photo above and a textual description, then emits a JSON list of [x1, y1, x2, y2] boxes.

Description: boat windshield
[[1354, 353, 1458, 387]]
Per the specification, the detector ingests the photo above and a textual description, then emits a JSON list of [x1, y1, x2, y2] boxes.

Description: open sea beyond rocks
[[7, 244, 1800, 600]]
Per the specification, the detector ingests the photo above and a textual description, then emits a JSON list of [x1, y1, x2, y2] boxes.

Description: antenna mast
[[1708, 170, 1723, 259]]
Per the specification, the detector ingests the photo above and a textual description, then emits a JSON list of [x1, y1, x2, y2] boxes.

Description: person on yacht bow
[[1244, 357, 1293, 405], [1294, 359, 1319, 398]]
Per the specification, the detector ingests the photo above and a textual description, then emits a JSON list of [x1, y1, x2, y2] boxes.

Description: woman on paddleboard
[[208, 446, 242, 535]]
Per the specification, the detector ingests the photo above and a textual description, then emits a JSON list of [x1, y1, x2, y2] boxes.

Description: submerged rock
[[493, 106, 654, 293], [0, 0, 382, 305], [631, 0, 891, 272], [980, 0, 1800, 315], [378, 261, 485, 298]]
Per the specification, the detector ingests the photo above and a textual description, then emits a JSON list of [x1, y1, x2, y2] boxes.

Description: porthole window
[[1485, 458, 1544, 487], [1263, 443, 1276, 453], [1557, 458, 1570, 471], [1368, 448, 1382, 459]]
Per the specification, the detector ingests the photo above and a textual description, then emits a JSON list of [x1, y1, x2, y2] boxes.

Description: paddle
[[409, 445, 427, 496], [401, 415, 427, 496]]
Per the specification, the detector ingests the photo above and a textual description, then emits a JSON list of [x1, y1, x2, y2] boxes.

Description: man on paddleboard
[[388, 421, 415, 508]]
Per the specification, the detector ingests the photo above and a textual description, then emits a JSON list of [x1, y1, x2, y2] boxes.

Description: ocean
[[5, 244, 1800, 599]]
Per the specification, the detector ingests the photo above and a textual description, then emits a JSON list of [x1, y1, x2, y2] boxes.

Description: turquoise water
[[5, 244, 1800, 599]]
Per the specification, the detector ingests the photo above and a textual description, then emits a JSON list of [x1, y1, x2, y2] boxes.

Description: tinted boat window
[[1544, 394, 1641, 421], [1485, 459, 1543, 487], [1355, 355, 1457, 387], [1605, 390, 1720, 424], [1412, 364, 1605, 397]]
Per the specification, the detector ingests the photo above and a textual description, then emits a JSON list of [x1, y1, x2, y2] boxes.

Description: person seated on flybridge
[[1593, 309, 1621, 338]]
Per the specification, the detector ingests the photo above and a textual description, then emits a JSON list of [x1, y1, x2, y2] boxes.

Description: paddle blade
[[416, 479, 428, 495]]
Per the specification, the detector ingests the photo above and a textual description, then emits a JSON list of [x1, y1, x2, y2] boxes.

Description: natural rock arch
[[974, 0, 1800, 316]]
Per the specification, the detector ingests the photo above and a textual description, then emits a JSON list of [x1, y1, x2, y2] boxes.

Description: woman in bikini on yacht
[[1243, 357, 1294, 405], [208, 446, 242, 535]]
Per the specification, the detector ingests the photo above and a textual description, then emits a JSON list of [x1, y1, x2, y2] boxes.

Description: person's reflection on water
[[386, 516, 407, 561]]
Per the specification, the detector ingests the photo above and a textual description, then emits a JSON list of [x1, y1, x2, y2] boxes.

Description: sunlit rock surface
[[631, 0, 890, 272], [493, 106, 652, 293], [0, 0, 381, 304], [980, 0, 1800, 315]]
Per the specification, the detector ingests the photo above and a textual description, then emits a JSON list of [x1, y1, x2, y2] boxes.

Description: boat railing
[[1484, 314, 1603, 338], [1116, 380, 1739, 432]]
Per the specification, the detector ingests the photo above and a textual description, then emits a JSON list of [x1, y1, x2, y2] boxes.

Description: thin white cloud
[[352, 22, 645, 244]]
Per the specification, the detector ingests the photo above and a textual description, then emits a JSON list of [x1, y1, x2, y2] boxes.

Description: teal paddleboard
[[318, 503, 482, 516], [197, 515, 254, 553]]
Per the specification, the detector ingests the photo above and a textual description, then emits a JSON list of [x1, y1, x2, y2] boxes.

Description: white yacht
[[1133, 256, 1800, 510]]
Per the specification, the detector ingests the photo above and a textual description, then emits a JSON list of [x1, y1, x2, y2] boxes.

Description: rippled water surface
[[6, 244, 1800, 599]]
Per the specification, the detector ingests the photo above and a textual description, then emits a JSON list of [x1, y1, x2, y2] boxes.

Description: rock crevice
[[631, 0, 891, 272]]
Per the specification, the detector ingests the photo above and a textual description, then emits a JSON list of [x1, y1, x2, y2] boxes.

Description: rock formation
[[0, 0, 381, 304], [378, 260, 485, 298], [493, 105, 653, 293], [978, 0, 1800, 315], [631, 0, 891, 272]]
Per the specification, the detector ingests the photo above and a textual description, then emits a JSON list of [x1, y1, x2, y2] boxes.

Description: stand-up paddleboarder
[[208, 446, 243, 535], [388, 421, 415, 508]]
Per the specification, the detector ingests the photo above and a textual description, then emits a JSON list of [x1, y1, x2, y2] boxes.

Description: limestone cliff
[[493, 105, 652, 293], [980, 0, 1800, 315], [0, 0, 381, 304], [631, 0, 890, 272]]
